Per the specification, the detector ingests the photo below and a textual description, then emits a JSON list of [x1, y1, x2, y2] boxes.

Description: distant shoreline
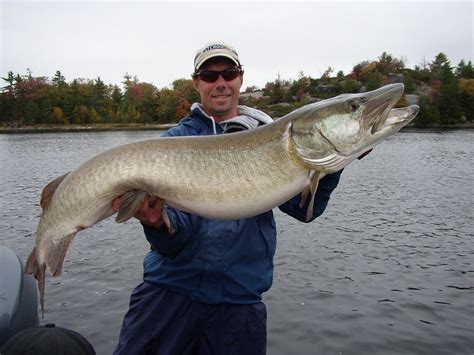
[[0, 122, 473, 134], [0, 123, 177, 134], [402, 122, 474, 131]]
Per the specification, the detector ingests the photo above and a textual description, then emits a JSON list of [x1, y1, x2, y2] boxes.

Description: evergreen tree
[[110, 85, 123, 122], [456, 60, 474, 79], [437, 64, 463, 124], [24, 101, 40, 124], [1, 71, 16, 95], [430, 53, 450, 80], [52, 70, 66, 85], [0, 71, 16, 122], [92, 77, 109, 119]]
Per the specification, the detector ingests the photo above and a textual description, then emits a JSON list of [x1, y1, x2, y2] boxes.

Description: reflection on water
[[0, 130, 473, 354]]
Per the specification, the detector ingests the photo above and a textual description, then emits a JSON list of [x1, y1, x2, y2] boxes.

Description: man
[[113, 42, 342, 355]]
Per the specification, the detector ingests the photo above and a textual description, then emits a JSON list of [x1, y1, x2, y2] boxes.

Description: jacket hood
[[190, 103, 273, 134]]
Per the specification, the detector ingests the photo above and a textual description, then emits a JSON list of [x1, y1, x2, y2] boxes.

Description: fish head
[[288, 83, 419, 172]]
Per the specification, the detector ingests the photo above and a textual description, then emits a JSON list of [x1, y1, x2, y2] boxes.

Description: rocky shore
[[0, 123, 177, 134], [1, 121, 472, 134]]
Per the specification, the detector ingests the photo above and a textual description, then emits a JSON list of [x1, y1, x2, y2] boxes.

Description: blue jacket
[[142, 105, 342, 304]]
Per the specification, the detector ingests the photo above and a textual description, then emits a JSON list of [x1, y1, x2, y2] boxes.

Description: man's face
[[193, 59, 243, 122]]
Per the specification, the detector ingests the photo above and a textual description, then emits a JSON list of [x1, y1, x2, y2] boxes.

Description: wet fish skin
[[25, 83, 419, 315]]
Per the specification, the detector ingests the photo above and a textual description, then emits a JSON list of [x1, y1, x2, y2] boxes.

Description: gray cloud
[[1, 1, 472, 89]]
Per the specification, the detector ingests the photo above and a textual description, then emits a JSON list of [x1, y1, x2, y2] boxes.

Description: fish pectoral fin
[[162, 208, 175, 235], [305, 172, 321, 222], [299, 188, 310, 208], [40, 172, 70, 209], [115, 190, 149, 223], [299, 171, 316, 208]]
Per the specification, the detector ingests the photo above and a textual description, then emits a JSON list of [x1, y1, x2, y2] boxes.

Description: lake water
[[0, 130, 473, 354]]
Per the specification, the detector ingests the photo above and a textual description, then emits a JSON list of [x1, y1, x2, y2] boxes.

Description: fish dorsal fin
[[305, 171, 321, 222], [40, 173, 69, 209]]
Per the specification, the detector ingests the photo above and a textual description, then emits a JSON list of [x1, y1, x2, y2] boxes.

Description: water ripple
[[1, 130, 473, 354]]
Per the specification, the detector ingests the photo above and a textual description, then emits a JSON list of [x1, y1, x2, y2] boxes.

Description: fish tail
[[24, 232, 76, 318], [25, 247, 46, 318], [37, 264, 46, 318]]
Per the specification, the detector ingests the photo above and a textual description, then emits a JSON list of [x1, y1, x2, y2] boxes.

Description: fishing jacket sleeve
[[278, 170, 342, 222], [142, 208, 194, 256]]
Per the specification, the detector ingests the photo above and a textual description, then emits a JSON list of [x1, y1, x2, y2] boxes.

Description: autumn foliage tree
[[1, 52, 473, 128], [0, 71, 197, 125]]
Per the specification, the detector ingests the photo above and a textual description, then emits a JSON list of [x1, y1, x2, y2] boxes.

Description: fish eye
[[349, 100, 359, 111]]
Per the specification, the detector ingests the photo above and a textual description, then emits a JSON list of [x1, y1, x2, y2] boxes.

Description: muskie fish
[[25, 83, 419, 314]]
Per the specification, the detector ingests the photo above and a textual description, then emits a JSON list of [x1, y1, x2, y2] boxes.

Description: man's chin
[[210, 105, 232, 116], [212, 98, 231, 107], [202, 101, 237, 120]]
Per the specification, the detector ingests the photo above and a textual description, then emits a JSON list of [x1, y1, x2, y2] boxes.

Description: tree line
[[0, 72, 200, 126], [247, 52, 474, 127], [1, 52, 473, 127]]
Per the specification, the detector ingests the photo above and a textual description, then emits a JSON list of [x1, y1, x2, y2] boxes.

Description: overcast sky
[[1, 1, 472, 90]]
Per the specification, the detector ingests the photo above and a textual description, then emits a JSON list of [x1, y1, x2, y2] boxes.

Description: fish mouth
[[361, 83, 404, 134], [384, 105, 419, 129], [364, 105, 419, 148]]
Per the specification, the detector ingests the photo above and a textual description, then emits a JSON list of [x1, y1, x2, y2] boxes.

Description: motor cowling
[[0, 245, 39, 346]]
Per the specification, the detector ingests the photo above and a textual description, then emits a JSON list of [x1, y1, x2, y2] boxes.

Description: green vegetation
[[243, 52, 474, 127], [1, 52, 473, 129], [0, 71, 199, 128]]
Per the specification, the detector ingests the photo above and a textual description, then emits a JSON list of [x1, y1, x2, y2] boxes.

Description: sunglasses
[[194, 68, 243, 83]]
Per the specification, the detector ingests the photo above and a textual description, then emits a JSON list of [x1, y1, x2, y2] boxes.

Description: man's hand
[[112, 195, 166, 230]]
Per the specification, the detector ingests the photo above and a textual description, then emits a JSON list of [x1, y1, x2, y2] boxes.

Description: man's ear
[[192, 78, 200, 92]]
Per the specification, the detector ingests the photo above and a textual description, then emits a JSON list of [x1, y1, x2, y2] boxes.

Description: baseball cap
[[0, 323, 96, 355], [194, 42, 241, 71]]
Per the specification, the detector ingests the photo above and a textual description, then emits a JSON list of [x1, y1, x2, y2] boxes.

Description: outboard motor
[[0, 245, 39, 346]]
